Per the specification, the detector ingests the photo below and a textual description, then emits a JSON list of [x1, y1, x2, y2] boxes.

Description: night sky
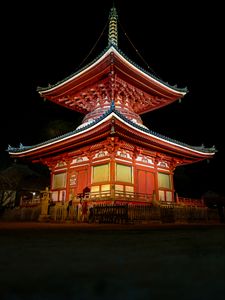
[[1, 0, 224, 197]]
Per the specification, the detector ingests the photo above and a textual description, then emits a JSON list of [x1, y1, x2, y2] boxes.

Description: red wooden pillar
[[170, 169, 175, 202], [110, 154, 115, 200], [65, 161, 71, 203], [154, 158, 159, 202], [87, 156, 92, 190]]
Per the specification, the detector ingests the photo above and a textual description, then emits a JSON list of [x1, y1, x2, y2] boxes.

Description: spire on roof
[[108, 7, 118, 47]]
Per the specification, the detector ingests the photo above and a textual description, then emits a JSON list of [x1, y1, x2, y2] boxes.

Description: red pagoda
[[8, 7, 215, 206]]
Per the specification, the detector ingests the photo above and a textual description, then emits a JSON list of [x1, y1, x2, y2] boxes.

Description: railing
[[81, 190, 153, 204], [18, 190, 205, 210], [114, 190, 152, 203], [20, 197, 41, 207], [87, 190, 111, 201], [178, 197, 205, 207]]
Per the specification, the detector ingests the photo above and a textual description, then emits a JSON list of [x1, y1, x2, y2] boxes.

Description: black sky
[[1, 0, 224, 196]]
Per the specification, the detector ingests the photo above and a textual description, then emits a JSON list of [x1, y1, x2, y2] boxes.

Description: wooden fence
[[49, 204, 220, 224], [92, 205, 217, 224], [0, 203, 221, 223]]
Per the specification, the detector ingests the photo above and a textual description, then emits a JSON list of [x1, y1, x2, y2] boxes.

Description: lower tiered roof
[[8, 101, 216, 165]]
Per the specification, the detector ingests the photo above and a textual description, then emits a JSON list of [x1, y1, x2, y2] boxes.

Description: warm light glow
[[52, 191, 58, 202], [53, 173, 66, 189], [92, 164, 109, 182], [115, 184, 123, 191], [166, 191, 172, 201], [158, 173, 171, 188], [125, 186, 134, 192], [91, 186, 100, 192], [116, 164, 133, 183], [101, 184, 110, 191]]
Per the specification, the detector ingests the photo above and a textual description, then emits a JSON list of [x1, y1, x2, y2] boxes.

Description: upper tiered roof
[[37, 7, 187, 125]]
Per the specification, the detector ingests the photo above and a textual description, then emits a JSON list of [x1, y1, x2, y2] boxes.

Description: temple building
[[8, 7, 216, 206]]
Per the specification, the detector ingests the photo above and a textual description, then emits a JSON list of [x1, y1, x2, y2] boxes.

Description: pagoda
[[8, 7, 215, 205]]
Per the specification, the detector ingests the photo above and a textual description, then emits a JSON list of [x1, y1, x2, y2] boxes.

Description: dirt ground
[[0, 222, 224, 300]]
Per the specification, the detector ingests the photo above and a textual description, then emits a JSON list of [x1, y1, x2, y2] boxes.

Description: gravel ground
[[0, 222, 224, 300]]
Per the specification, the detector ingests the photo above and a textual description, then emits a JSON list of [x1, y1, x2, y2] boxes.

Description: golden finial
[[108, 7, 118, 47]]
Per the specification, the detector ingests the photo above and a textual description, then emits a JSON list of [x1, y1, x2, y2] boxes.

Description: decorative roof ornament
[[7, 145, 13, 151], [108, 7, 118, 47], [110, 99, 115, 110]]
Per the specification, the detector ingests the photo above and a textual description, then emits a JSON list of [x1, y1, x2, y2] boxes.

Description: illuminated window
[[115, 184, 123, 191], [101, 184, 110, 191], [92, 164, 109, 183], [53, 173, 66, 189], [158, 173, 171, 189], [166, 191, 172, 202], [59, 190, 66, 202], [159, 190, 165, 201], [52, 191, 58, 202], [125, 186, 134, 193], [91, 186, 100, 193], [116, 164, 132, 183]]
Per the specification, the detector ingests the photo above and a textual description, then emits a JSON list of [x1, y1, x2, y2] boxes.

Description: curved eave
[[8, 110, 215, 162], [9, 123, 112, 160], [113, 115, 215, 161], [116, 127, 215, 163], [37, 46, 187, 99], [112, 48, 187, 100]]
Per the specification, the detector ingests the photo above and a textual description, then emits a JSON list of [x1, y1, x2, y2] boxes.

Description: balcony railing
[[177, 197, 205, 207], [80, 190, 153, 204]]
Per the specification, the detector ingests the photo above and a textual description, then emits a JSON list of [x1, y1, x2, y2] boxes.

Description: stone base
[[38, 214, 51, 222]]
